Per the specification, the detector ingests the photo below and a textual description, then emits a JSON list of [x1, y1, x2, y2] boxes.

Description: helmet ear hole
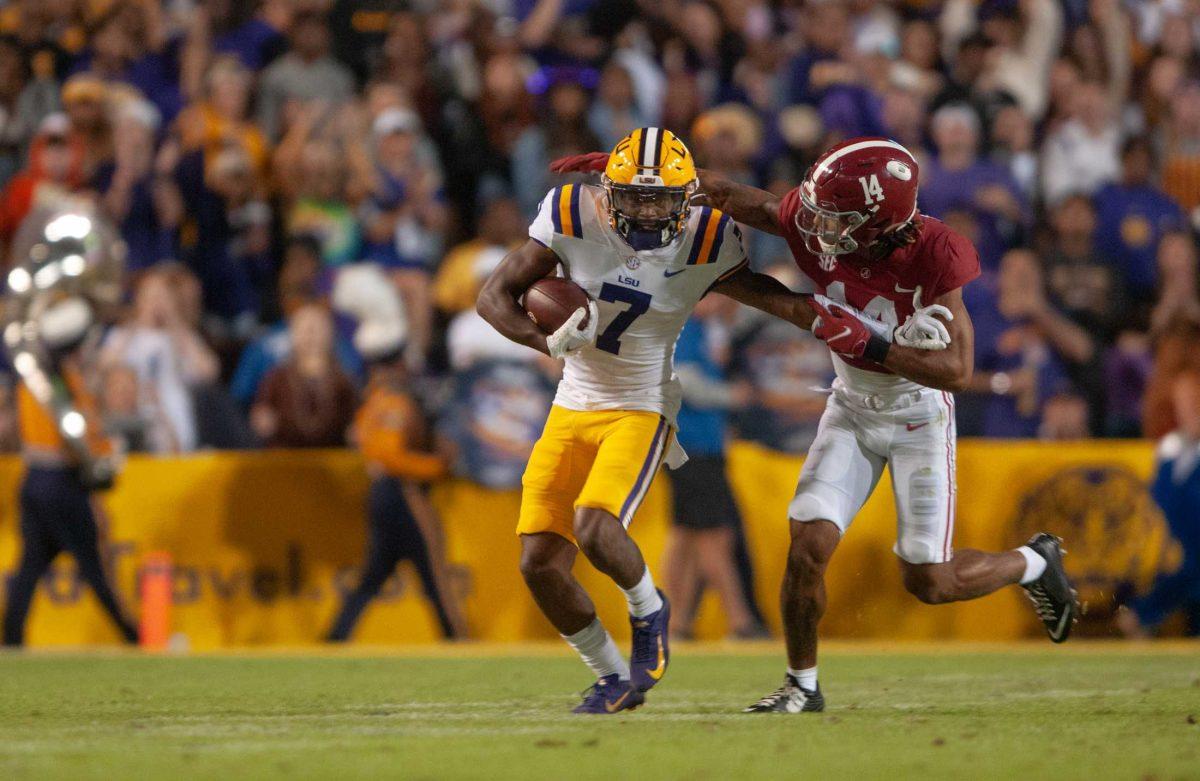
[[886, 160, 912, 181]]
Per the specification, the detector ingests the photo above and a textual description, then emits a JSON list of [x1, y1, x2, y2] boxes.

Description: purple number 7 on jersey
[[596, 283, 651, 355]]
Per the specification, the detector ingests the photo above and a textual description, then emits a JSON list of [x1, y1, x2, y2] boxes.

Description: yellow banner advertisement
[[0, 441, 1175, 648]]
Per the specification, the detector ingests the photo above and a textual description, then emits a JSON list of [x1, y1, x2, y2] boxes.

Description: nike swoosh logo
[[605, 690, 632, 712], [906, 422, 929, 431], [830, 326, 851, 343], [646, 637, 667, 680], [663, 269, 686, 278]]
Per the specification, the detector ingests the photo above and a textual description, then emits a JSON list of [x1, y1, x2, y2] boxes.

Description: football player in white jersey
[[478, 127, 845, 713]]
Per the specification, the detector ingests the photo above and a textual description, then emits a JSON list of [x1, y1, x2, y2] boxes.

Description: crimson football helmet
[[794, 137, 920, 260]]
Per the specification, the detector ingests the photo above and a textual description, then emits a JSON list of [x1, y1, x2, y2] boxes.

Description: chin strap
[[626, 229, 670, 251]]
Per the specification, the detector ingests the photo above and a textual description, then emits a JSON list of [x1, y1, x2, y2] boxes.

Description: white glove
[[546, 300, 599, 359], [811, 293, 893, 342], [894, 285, 953, 351]]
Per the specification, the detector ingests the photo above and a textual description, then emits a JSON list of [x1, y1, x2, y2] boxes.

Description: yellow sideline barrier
[[0, 441, 1172, 648]]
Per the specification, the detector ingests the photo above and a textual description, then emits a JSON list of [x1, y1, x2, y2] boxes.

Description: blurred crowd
[[1, 0, 1200, 473]]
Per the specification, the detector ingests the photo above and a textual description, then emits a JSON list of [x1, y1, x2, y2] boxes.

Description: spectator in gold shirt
[[433, 196, 525, 316], [176, 56, 270, 186]]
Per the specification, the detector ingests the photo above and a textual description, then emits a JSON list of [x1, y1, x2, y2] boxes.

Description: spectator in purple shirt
[[966, 249, 1097, 437], [1093, 136, 1187, 303], [785, 2, 851, 106], [70, 5, 183, 122], [210, 0, 289, 71], [920, 103, 1031, 270], [94, 97, 171, 271]]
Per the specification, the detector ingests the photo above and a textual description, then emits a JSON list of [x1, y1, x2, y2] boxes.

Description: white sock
[[1016, 546, 1047, 585], [621, 566, 663, 618], [787, 666, 818, 691], [563, 618, 629, 681]]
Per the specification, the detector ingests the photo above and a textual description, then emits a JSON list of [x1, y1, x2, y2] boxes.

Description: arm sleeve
[[713, 218, 749, 282], [776, 187, 802, 244], [361, 428, 447, 481], [528, 188, 558, 249], [357, 395, 447, 481], [64, 368, 114, 458], [930, 227, 981, 300]]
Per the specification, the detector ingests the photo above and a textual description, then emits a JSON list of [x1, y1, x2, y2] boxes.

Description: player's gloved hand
[[546, 300, 599, 359], [549, 152, 608, 174], [810, 294, 894, 341], [893, 285, 953, 351], [809, 297, 891, 363]]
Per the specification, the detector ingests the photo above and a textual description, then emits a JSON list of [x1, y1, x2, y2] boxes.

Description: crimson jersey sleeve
[[922, 221, 981, 301], [776, 186, 823, 280], [777, 186, 802, 244]]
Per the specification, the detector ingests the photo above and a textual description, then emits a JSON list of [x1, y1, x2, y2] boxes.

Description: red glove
[[549, 152, 608, 174], [809, 299, 891, 363]]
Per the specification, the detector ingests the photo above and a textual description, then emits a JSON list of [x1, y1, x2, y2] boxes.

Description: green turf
[[0, 648, 1197, 780]]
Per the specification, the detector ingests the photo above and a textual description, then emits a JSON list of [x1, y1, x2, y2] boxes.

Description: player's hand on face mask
[[809, 297, 891, 361], [894, 285, 953, 351], [549, 152, 608, 174], [546, 300, 599, 359]]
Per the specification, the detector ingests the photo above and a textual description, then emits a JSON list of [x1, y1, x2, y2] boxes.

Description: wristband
[[864, 333, 891, 363]]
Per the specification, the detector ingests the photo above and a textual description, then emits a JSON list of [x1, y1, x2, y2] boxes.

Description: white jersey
[[528, 182, 748, 425]]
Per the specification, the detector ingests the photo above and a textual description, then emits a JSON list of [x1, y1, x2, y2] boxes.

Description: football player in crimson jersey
[[552, 137, 1080, 714]]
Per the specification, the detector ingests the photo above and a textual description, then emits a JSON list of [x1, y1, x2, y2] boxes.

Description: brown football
[[524, 277, 591, 334]]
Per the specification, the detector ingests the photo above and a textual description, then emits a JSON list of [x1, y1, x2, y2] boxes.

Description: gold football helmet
[[602, 127, 697, 250]]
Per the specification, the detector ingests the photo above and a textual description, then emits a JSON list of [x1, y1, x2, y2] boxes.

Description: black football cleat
[[743, 676, 825, 713], [1022, 533, 1080, 643]]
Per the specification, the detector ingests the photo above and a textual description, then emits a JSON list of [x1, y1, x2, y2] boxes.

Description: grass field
[[0, 643, 1197, 780]]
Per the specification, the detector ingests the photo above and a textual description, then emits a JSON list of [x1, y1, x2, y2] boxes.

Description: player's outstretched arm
[[881, 288, 974, 392], [476, 239, 560, 356], [695, 170, 785, 237], [711, 266, 818, 329]]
